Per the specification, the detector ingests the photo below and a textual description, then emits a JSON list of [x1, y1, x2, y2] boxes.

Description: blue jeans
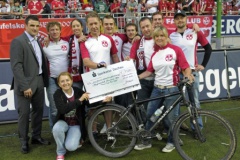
[[47, 77, 59, 129], [146, 86, 179, 144], [177, 72, 203, 130], [53, 120, 81, 156], [137, 79, 154, 110]]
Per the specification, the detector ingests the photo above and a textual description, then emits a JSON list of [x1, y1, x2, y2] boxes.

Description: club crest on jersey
[[186, 34, 193, 40], [61, 45, 67, 51], [165, 54, 173, 61], [102, 40, 108, 47]]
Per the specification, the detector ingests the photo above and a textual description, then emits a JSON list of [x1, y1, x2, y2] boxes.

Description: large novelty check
[[82, 60, 141, 103]]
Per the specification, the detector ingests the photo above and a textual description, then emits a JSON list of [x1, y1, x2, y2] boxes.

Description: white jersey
[[122, 41, 132, 61], [112, 33, 127, 61], [169, 28, 208, 69], [43, 39, 69, 78], [147, 44, 189, 86], [146, 0, 158, 13], [81, 34, 118, 71]]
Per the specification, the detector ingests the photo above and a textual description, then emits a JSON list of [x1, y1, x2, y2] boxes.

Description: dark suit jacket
[[10, 32, 49, 95]]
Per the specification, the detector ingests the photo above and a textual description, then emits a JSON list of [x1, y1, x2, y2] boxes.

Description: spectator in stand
[[230, 0, 239, 15], [110, 0, 120, 17], [51, 0, 65, 18], [11, 0, 24, 19], [146, 0, 158, 14], [94, 0, 109, 18], [182, 0, 194, 15], [200, 0, 215, 15], [0, 0, 13, 19], [41, 0, 51, 18], [82, 0, 94, 14], [126, 0, 138, 23], [175, 0, 183, 11], [28, 0, 43, 17], [158, 0, 168, 16], [137, 0, 147, 16], [166, 0, 175, 17], [120, 0, 127, 12], [67, 0, 81, 18], [191, 0, 201, 15]]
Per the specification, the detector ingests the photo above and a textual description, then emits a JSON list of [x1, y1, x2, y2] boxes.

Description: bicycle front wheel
[[87, 104, 137, 158], [173, 110, 237, 160]]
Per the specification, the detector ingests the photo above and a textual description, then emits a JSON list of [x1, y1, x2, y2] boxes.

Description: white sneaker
[[162, 143, 175, 153], [156, 133, 162, 141], [134, 144, 152, 150], [100, 123, 107, 134]]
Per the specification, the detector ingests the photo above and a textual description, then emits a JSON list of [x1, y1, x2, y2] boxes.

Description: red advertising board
[[0, 18, 73, 59]]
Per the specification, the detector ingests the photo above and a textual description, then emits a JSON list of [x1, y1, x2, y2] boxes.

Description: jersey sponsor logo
[[165, 54, 173, 61], [61, 45, 67, 51], [186, 34, 193, 40], [102, 40, 108, 47]]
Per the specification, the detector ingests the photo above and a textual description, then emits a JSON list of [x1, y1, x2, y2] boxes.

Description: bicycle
[[87, 79, 237, 159]]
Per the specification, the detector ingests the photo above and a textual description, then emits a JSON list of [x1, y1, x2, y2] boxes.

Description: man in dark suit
[[10, 15, 51, 154]]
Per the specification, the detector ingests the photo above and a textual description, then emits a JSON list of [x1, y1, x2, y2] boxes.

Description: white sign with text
[[82, 61, 141, 103]]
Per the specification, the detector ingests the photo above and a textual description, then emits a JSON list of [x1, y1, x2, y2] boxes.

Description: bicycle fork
[[187, 105, 206, 143]]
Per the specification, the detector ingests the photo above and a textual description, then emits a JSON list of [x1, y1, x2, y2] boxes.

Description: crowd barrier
[[0, 48, 240, 123]]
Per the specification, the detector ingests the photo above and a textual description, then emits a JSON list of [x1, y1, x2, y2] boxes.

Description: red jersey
[[192, 1, 201, 15], [28, 1, 43, 15], [158, 1, 167, 15], [202, 0, 215, 13], [52, 0, 65, 14], [110, 2, 120, 13], [167, 1, 175, 16]]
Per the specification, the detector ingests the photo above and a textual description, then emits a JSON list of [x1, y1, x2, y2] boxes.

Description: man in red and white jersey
[[129, 17, 155, 111], [51, 0, 65, 18], [80, 11, 119, 138], [80, 12, 119, 71], [102, 15, 128, 62], [169, 10, 212, 136], [122, 23, 138, 61], [27, 0, 43, 17]]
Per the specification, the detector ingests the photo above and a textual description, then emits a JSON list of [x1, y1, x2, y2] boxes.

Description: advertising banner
[[0, 61, 49, 122], [212, 15, 240, 36], [197, 51, 228, 100], [226, 50, 240, 97], [0, 18, 73, 59]]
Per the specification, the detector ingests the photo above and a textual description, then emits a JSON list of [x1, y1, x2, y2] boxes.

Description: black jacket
[[53, 87, 87, 140]]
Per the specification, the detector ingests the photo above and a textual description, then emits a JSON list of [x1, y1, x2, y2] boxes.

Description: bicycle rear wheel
[[173, 110, 237, 160], [87, 104, 137, 158]]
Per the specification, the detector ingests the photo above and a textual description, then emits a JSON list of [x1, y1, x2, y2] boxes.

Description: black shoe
[[21, 143, 29, 154], [31, 137, 51, 145]]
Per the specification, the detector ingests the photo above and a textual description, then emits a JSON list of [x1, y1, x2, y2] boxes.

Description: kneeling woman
[[53, 72, 111, 160]]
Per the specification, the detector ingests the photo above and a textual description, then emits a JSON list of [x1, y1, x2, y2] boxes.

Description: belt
[[155, 85, 175, 89]]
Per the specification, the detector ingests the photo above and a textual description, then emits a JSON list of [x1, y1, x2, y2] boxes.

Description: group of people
[[10, 9, 212, 160]]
